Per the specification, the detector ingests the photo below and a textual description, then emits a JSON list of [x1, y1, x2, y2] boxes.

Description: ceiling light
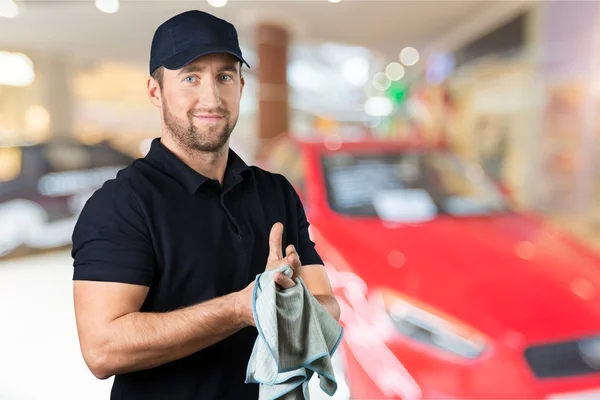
[[341, 57, 369, 86], [400, 47, 420, 66], [385, 62, 405, 81], [0, 0, 19, 18], [365, 97, 393, 117], [0, 51, 35, 87], [372, 72, 391, 91], [207, 0, 228, 7], [328, 0, 343, 3], [95, 0, 119, 14]]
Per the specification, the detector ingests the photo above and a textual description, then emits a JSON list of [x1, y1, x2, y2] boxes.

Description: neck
[[160, 135, 229, 185]]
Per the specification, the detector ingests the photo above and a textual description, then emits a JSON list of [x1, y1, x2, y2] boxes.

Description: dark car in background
[[0, 140, 133, 258]]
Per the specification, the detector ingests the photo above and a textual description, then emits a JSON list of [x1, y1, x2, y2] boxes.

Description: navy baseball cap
[[149, 10, 250, 75]]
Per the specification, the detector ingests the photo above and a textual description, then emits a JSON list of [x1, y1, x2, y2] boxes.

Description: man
[[71, 10, 340, 400]]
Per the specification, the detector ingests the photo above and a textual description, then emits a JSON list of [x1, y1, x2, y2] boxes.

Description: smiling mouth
[[193, 114, 224, 120]]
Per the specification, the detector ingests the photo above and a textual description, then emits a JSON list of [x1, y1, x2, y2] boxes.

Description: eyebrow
[[219, 65, 240, 74], [177, 64, 239, 76]]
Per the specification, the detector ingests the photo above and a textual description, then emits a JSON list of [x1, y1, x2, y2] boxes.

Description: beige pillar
[[36, 53, 73, 137]]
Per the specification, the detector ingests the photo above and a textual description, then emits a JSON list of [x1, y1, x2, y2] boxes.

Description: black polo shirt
[[71, 138, 323, 400]]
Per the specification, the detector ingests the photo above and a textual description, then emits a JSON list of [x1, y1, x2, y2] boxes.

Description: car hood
[[316, 212, 600, 344]]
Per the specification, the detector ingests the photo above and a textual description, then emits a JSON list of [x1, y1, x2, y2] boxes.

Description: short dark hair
[[151, 67, 164, 89]]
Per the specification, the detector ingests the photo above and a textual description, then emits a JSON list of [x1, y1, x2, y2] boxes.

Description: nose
[[198, 79, 221, 109]]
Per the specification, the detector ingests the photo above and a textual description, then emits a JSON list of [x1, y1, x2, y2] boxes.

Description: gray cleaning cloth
[[245, 265, 344, 400]]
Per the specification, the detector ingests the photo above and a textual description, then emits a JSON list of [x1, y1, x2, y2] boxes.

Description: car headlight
[[379, 289, 487, 359]]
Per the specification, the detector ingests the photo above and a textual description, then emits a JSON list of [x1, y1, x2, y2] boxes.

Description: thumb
[[268, 222, 284, 261]]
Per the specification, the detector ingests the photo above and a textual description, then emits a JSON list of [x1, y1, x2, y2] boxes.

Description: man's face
[[157, 53, 244, 153]]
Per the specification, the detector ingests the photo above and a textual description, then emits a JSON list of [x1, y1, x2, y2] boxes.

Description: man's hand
[[234, 222, 302, 327], [266, 222, 301, 289]]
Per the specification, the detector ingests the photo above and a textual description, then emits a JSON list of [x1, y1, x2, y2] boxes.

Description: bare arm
[[300, 264, 341, 321], [313, 294, 341, 321], [74, 280, 252, 380]]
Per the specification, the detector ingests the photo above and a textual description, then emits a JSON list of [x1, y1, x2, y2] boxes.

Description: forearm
[[314, 294, 341, 321], [94, 292, 245, 378]]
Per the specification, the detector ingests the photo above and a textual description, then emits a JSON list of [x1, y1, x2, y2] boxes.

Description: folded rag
[[245, 265, 344, 400]]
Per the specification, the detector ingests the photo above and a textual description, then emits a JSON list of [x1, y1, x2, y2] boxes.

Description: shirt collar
[[145, 138, 252, 194]]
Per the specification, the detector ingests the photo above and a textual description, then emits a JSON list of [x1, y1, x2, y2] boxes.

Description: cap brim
[[161, 45, 250, 71]]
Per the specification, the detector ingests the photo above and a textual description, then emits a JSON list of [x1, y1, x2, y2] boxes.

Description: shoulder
[[75, 163, 146, 232], [87, 156, 160, 206], [72, 162, 156, 284], [86, 164, 138, 207], [249, 166, 293, 191], [72, 162, 153, 257], [248, 166, 301, 211]]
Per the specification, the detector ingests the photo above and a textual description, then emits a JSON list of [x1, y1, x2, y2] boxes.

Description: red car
[[262, 135, 600, 400]]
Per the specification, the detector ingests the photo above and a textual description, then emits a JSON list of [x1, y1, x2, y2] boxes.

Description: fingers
[[266, 227, 301, 280], [274, 272, 296, 290], [286, 246, 301, 270], [285, 244, 296, 258], [287, 253, 300, 269], [268, 222, 284, 261], [284, 244, 301, 281]]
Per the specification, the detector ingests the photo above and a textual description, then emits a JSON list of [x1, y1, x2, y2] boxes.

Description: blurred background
[[3, 1, 600, 399]]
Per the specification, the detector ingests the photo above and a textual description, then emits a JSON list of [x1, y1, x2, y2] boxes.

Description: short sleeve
[[71, 179, 156, 286], [284, 178, 324, 267]]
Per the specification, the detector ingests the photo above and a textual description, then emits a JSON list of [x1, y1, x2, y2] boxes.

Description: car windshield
[[322, 150, 509, 221]]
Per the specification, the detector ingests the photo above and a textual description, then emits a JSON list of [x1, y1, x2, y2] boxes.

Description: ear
[[240, 74, 245, 95], [147, 77, 162, 108]]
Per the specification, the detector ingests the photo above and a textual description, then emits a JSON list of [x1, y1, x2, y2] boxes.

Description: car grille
[[525, 339, 600, 379]]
